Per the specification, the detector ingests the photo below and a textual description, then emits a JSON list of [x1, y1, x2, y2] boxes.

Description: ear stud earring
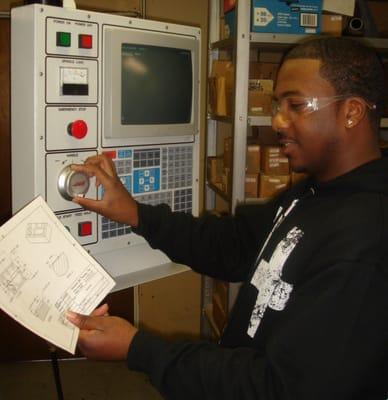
[[347, 119, 353, 127]]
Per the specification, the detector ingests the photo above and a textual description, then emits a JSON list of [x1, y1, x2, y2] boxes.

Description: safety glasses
[[272, 95, 376, 118]]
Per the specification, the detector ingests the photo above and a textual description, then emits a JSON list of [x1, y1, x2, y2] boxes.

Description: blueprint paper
[[0, 196, 116, 354]]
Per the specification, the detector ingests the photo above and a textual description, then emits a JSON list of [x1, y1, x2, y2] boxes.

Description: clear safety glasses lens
[[271, 95, 376, 118]]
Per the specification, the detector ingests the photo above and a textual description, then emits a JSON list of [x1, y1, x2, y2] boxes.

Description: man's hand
[[90, 303, 109, 317], [66, 309, 138, 361], [71, 154, 139, 227]]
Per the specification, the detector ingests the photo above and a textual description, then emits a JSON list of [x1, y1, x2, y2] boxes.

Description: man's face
[[272, 59, 345, 181]]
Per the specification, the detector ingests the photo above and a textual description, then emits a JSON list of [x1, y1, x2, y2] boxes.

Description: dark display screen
[[121, 43, 192, 125]]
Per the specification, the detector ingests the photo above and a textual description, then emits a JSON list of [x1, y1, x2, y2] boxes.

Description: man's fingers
[[66, 311, 104, 331], [72, 195, 106, 213], [90, 303, 109, 317], [71, 163, 113, 189], [83, 155, 117, 178], [66, 310, 85, 327]]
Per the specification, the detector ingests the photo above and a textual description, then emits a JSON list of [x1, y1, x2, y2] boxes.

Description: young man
[[67, 37, 388, 399]]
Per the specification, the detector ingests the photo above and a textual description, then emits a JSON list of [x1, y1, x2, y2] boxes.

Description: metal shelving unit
[[248, 115, 272, 126], [203, 0, 252, 338], [206, 0, 251, 213], [206, 8, 388, 204]]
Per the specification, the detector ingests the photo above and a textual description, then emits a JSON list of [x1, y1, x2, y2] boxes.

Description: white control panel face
[[46, 17, 98, 58], [46, 150, 97, 213], [46, 106, 98, 150], [46, 57, 98, 103], [56, 210, 98, 246], [11, 5, 200, 284]]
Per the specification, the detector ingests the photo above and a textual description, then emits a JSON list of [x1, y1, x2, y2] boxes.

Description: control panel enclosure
[[11, 4, 201, 290]]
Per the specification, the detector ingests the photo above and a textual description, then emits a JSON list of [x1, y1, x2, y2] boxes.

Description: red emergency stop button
[[78, 221, 92, 237], [67, 120, 88, 139], [79, 34, 93, 49]]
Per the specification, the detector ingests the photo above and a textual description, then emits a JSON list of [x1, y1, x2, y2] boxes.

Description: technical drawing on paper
[[0, 196, 116, 354], [26, 222, 52, 243], [0, 255, 36, 301], [49, 252, 69, 277], [29, 296, 51, 322]]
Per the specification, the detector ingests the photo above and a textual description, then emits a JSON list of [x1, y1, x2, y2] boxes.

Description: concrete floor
[[0, 359, 163, 400]]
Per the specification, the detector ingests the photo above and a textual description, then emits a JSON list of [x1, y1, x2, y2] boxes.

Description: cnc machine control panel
[[11, 5, 200, 286]]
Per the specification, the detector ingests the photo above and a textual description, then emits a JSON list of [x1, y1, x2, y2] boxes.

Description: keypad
[[161, 146, 193, 190], [174, 188, 192, 213], [101, 217, 131, 239], [101, 145, 193, 240]]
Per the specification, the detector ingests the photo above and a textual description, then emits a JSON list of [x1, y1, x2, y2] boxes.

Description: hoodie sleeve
[[132, 199, 280, 282], [126, 258, 388, 400], [127, 330, 275, 400]]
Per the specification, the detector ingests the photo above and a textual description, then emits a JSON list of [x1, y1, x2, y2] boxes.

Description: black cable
[[48, 345, 65, 400]]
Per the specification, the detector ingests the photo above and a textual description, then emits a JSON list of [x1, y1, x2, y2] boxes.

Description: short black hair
[[282, 37, 386, 132]]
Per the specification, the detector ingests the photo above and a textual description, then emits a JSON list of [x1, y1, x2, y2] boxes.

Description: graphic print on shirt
[[248, 226, 303, 338]]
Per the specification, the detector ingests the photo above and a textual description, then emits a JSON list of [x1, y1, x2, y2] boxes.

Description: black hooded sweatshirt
[[127, 157, 388, 400]]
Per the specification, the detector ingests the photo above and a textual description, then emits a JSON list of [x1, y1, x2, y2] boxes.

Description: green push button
[[56, 31, 71, 47]]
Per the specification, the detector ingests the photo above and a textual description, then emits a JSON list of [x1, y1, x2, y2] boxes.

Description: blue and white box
[[251, 0, 322, 34]]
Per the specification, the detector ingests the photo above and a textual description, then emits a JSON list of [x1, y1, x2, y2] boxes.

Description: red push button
[[68, 120, 88, 139], [102, 150, 117, 159], [78, 221, 92, 237], [79, 34, 93, 49]]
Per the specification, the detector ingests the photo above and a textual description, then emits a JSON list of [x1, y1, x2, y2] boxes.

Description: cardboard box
[[246, 144, 261, 174], [207, 156, 223, 184], [322, 0, 355, 16], [210, 61, 234, 92], [208, 77, 224, 115], [76, 0, 140, 12], [259, 174, 290, 198], [223, 0, 236, 13], [258, 52, 283, 63], [248, 91, 272, 116], [321, 14, 344, 36], [248, 78, 273, 116], [208, 61, 234, 117], [249, 79, 273, 92], [245, 173, 260, 198], [224, 136, 233, 169], [250, 126, 279, 145], [261, 146, 290, 175], [250, 62, 279, 80], [208, 76, 233, 116], [221, 167, 232, 196], [251, 0, 322, 34]]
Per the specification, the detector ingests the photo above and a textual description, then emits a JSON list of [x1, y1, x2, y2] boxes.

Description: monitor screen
[[121, 44, 193, 125], [103, 25, 199, 145]]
